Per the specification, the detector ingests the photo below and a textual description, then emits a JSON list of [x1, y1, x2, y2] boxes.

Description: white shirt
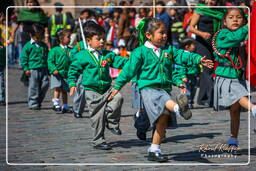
[[60, 44, 67, 50], [30, 39, 40, 48], [144, 41, 161, 58], [87, 45, 100, 61]]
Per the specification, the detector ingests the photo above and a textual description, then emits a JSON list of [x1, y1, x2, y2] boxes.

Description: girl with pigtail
[[108, 18, 214, 162]]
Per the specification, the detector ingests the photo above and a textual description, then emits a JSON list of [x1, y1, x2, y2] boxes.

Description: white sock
[[173, 104, 181, 116], [52, 98, 60, 106], [148, 144, 161, 153], [63, 104, 68, 110], [136, 110, 140, 117], [252, 105, 256, 118]]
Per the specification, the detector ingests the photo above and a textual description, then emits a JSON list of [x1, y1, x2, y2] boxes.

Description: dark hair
[[156, 1, 165, 6], [127, 18, 165, 51], [30, 23, 44, 37], [180, 37, 196, 49], [83, 22, 105, 39], [222, 8, 247, 28], [56, 29, 71, 44], [80, 9, 92, 16]]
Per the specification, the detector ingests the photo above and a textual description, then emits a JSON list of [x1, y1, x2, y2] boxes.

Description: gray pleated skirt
[[141, 88, 177, 128], [213, 76, 249, 109], [50, 75, 69, 92]]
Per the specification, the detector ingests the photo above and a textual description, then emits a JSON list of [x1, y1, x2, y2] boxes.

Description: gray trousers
[[85, 89, 123, 145], [28, 68, 49, 108], [0, 67, 5, 102], [73, 75, 86, 114]]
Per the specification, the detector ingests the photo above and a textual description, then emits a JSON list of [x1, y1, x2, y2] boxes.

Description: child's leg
[[148, 114, 169, 162], [61, 88, 70, 113], [52, 87, 61, 111], [28, 70, 40, 109], [105, 92, 123, 134], [152, 115, 169, 145], [38, 70, 49, 106], [238, 96, 256, 118], [230, 101, 241, 139]]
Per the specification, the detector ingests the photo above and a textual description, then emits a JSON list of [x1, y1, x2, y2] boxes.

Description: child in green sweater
[[212, 8, 256, 153], [48, 29, 71, 113], [20, 23, 49, 110], [68, 22, 128, 150], [109, 18, 213, 162]]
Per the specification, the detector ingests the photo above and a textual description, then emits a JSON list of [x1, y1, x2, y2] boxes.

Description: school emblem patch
[[101, 60, 108, 67]]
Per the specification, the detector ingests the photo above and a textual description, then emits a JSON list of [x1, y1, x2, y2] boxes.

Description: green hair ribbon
[[136, 18, 148, 46]]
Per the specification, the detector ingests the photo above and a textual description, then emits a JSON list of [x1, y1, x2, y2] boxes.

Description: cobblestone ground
[[0, 68, 255, 171]]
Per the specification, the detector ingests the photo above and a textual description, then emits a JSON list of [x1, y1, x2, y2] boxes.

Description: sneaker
[[176, 94, 192, 120], [52, 105, 61, 112]]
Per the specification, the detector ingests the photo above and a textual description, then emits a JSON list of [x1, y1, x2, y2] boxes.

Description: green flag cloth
[[17, 8, 48, 25], [195, 4, 225, 33]]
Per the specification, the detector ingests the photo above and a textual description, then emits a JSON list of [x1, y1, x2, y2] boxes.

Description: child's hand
[[69, 87, 77, 96], [201, 32, 211, 40], [182, 78, 188, 83], [200, 56, 214, 68], [179, 84, 186, 94], [53, 70, 59, 75], [108, 89, 119, 101], [25, 70, 31, 76]]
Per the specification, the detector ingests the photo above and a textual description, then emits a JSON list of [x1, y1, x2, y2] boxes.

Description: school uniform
[[68, 46, 128, 145], [114, 41, 202, 127], [175, 64, 200, 106], [48, 44, 71, 92], [0, 43, 6, 104], [20, 39, 49, 109], [213, 26, 249, 110], [69, 41, 86, 117]]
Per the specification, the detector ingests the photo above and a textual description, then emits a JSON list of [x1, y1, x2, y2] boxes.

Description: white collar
[[87, 45, 97, 52], [30, 39, 36, 44], [144, 41, 159, 50], [60, 44, 67, 49]]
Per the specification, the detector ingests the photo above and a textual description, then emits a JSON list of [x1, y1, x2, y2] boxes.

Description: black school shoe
[[176, 94, 192, 120], [136, 129, 147, 141], [52, 105, 61, 112], [148, 152, 168, 162], [93, 142, 112, 150]]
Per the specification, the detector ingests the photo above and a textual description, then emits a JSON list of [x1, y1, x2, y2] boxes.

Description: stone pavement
[[0, 68, 255, 171]]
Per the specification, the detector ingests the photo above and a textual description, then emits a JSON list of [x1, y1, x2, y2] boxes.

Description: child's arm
[[216, 26, 248, 48], [108, 51, 129, 69], [109, 49, 142, 100], [47, 49, 58, 75], [171, 46, 213, 68], [20, 44, 30, 75], [67, 53, 85, 96]]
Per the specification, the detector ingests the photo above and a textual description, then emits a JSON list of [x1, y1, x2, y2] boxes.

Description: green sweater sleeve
[[216, 25, 248, 48], [68, 52, 86, 88], [114, 49, 142, 90], [108, 51, 128, 69], [47, 49, 57, 74], [20, 43, 30, 72], [171, 46, 202, 66]]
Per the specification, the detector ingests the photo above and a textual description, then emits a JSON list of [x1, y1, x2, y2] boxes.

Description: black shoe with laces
[[148, 152, 168, 162]]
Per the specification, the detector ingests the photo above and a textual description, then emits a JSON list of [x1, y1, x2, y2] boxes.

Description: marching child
[[68, 22, 128, 150], [178, 37, 201, 109], [20, 23, 49, 110], [48, 29, 71, 113], [109, 18, 213, 162], [212, 8, 256, 151]]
